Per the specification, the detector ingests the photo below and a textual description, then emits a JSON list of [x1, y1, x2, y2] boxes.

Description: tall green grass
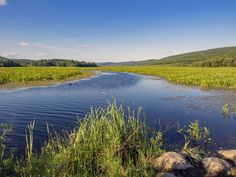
[[0, 123, 15, 177], [16, 101, 163, 177], [0, 67, 91, 86], [93, 66, 236, 89], [0, 102, 210, 177]]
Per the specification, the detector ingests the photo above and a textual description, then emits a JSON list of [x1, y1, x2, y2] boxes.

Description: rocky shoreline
[[153, 150, 236, 177]]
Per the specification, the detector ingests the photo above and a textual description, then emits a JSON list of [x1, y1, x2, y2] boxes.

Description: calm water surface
[[1, 72, 236, 155]]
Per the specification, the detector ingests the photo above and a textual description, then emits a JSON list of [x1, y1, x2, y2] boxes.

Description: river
[[0, 72, 236, 155]]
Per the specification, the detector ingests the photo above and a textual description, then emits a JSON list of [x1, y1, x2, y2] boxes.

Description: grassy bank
[[0, 102, 209, 177], [95, 66, 236, 89], [0, 67, 93, 88], [2, 66, 236, 89]]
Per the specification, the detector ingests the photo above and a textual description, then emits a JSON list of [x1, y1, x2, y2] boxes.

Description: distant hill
[[147, 46, 236, 66], [2, 47, 236, 67], [0, 58, 97, 67], [97, 61, 136, 66], [99, 47, 236, 67]]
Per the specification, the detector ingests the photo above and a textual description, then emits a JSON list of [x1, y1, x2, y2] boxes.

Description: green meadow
[[0, 67, 92, 87], [1, 66, 236, 89], [96, 66, 236, 89]]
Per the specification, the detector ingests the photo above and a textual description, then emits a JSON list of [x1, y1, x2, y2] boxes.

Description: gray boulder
[[202, 157, 232, 176], [218, 149, 236, 163], [152, 152, 193, 172]]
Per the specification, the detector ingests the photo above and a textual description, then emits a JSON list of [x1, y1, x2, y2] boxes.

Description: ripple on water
[[0, 72, 236, 155]]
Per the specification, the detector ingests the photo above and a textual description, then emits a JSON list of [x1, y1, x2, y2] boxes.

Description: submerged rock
[[152, 152, 193, 172], [202, 157, 232, 177], [218, 149, 236, 163]]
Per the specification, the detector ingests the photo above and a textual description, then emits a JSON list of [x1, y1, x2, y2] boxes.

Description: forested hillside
[[98, 47, 236, 67], [137, 47, 236, 66]]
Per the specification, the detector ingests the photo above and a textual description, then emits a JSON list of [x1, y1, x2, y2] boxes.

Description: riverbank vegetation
[[1, 65, 236, 90], [97, 66, 236, 89], [0, 102, 211, 177], [0, 67, 92, 87], [0, 57, 97, 67]]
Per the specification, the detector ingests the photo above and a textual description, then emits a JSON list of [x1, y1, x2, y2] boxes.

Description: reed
[[0, 101, 210, 177], [17, 101, 163, 177], [25, 121, 35, 168]]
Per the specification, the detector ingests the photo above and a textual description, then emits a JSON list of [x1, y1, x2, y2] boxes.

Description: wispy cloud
[[35, 43, 78, 52], [2, 52, 16, 58], [36, 52, 47, 57], [20, 41, 31, 47], [0, 0, 7, 6], [173, 50, 182, 55], [36, 43, 107, 51]]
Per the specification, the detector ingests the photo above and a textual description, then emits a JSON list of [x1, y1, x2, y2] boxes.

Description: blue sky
[[0, 0, 236, 62]]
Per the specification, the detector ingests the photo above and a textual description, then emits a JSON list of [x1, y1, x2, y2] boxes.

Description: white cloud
[[37, 52, 47, 57], [2, 52, 16, 58], [173, 50, 182, 55], [0, 0, 7, 6], [20, 41, 31, 47]]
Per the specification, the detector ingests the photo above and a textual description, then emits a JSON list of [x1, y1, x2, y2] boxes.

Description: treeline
[[192, 58, 236, 67], [0, 57, 97, 67], [32, 59, 97, 67]]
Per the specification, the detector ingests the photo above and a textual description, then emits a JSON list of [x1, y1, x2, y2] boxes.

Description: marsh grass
[[93, 66, 236, 89], [0, 67, 93, 88], [25, 121, 35, 169], [0, 123, 15, 177], [177, 120, 210, 162], [0, 102, 211, 177], [16, 101, 164, 177]]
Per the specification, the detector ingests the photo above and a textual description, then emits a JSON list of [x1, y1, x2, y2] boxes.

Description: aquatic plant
[[0, 67, 91, 86], [0, 123, 15, 177], [223, 104, 230, 116], [95, 66, 236, 89], [25, 121, 35, 168], [2, 65, 236, 89], [0, 123, 12, 159], [177, 120, 210, 160]]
